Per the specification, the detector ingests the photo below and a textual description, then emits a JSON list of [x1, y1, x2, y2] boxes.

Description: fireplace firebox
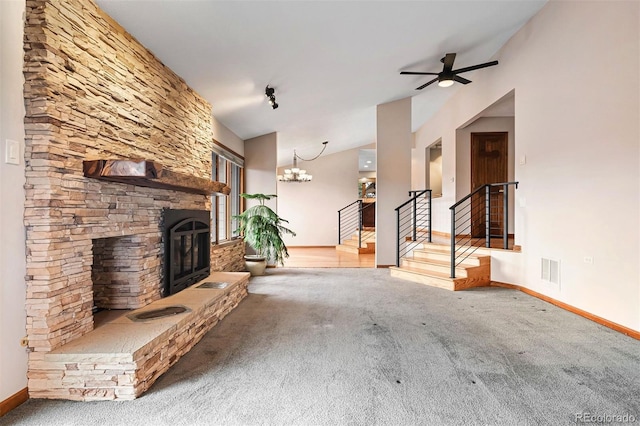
[[163, 209, 211, 296]]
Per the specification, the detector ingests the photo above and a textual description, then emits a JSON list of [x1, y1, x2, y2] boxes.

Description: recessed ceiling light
[[364, 165, 368, 168]]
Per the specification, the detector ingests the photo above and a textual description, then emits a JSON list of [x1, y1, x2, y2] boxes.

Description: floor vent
[[541, 257, 560, 286]]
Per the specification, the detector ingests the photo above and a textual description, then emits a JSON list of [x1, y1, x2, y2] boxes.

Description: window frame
[[211, 142, 244, 246]]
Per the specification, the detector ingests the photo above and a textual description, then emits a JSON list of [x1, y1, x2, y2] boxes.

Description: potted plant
[[233, 193, 296, 276]]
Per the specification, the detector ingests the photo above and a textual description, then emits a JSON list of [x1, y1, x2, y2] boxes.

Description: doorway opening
[[426, 139, 443, 197], [455, 90, 516, 246], [471, 132, 508, 237]]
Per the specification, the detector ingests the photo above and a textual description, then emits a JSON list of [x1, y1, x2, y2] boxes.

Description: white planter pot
[[244, 255, 267, 276]]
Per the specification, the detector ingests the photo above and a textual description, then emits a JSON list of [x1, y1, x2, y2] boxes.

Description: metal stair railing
[[449, 182, 519, 278], [337, 200, 375, 248], [394, 190, 432, 267]]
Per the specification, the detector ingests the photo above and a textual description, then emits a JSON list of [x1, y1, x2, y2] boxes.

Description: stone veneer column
[[22, 0, 218, 353]]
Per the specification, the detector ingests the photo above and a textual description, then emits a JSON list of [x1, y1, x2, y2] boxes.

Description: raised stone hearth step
[[27, 271, 249, 401]]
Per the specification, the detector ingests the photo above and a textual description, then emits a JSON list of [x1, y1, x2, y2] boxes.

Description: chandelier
[[278, 141, 328, 183]]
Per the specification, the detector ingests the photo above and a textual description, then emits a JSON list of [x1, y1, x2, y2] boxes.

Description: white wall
[[377, 97, 412, 266], [413, 1, 640, 330], [0, 0, 28, 401], [212, 115, 244, 156], [244, 132, 277, 212], [278, 148, 360, 246]]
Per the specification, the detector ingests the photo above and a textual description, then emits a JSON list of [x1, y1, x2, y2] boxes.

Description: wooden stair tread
[[419, 243, 493, 256], [390, 265, 459, 280], [406, 256, 484, 268]]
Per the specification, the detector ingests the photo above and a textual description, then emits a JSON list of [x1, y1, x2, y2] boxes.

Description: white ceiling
[[95, 0, 546, 166]]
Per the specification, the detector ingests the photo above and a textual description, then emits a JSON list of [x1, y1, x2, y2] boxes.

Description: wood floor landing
[[283, 247, 375, 268]]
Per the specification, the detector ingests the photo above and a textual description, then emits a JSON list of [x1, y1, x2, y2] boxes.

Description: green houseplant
[[234, 193, 296, 275]]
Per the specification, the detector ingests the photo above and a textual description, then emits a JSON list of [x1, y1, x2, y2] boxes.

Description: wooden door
[[470, 132, 508, 238]]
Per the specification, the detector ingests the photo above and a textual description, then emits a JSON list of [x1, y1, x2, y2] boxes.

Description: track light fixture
[[265, 85, 278, 109]]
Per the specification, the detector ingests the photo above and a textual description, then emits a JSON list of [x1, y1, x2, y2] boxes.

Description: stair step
[[335, 244, 375, 254], [412, 250, 489, 267], [419, 243, 493, 256], [401, 258, 490, 278], [389, 266, 460, 291], [342, 239, 375, 248], [401, 258, 468, 277], [389, 265, 490, 291], [350, 235, 375, 243]]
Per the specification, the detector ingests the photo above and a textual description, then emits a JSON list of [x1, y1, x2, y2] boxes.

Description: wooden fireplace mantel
[[83, 159, 231, 195]]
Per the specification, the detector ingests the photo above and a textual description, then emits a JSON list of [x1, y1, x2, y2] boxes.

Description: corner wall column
[[376, 98, 412, 266]]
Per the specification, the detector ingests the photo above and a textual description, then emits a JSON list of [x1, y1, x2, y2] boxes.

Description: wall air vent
[[541, 257, 560, 286]]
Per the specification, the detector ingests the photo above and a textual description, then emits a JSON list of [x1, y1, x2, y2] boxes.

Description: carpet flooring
[[3, 268, 639, 426]]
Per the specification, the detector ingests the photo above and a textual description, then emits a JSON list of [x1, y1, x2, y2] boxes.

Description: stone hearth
[[28, 272, 249, 401]]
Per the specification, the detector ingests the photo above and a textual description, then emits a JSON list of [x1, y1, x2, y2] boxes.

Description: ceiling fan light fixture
[[401, 53, 499, 91], [438, 77, 454, 88]]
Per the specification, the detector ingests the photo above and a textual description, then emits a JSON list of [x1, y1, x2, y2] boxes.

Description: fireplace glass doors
[[163, 209, 211, 296]]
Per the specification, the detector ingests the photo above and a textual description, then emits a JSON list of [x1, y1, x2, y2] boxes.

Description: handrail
[[338, 199, 363, 214], [395, 190, 432, 267], [337, 199, 375, 249], [449, 182, 519, 278], [450, 181, 519, 210], [395, 189, 430, 212]]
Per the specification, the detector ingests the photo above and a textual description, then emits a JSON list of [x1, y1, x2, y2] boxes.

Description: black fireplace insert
[[163, 209, 211, 296]]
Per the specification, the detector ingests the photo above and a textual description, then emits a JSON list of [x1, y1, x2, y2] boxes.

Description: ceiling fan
[[401, 53, 498, 90]]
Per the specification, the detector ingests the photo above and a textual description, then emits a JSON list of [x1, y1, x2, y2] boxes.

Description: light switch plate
[[5, 139, 20, 165]]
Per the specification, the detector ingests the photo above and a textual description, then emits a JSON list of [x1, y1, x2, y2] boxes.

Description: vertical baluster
[[450, 207, 456, 278], [485, 185, 491, 248], [396, 207, 401, 267], [428, 190, 432, 243], [358, 200, 363, 248], [503, 183, 509, 250], [338, 210, 341, 245], [412, 195, 417, 241]]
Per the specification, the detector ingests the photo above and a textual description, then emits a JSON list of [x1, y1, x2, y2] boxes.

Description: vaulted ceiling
[[95, 1, 546, 165]]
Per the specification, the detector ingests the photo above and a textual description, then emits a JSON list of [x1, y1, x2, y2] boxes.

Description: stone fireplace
[[22, 0, 247, 400], [163, 208, 212, 297]]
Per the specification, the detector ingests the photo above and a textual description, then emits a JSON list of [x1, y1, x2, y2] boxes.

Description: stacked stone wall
[[22, 0, 244, 356]]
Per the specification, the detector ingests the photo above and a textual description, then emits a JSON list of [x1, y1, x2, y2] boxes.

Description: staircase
[[391, 183, 519, 292], [389, 242, 491, 291], [335, 228, 375, 254]]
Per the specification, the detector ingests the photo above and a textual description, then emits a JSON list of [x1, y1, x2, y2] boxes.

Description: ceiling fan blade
[[415, 77, 438, 90], [453, 60, 499, 74], [442, 53, 456, 73], [453, 75, 472, 85], [400, 71, 439, 75]]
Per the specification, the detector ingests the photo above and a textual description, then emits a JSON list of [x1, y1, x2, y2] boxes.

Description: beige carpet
[[3, 268, 640, 425]]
